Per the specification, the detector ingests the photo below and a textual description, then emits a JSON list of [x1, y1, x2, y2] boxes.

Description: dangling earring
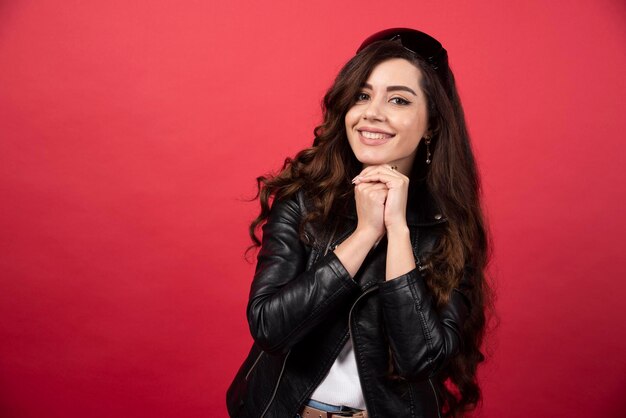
[[425, 136, 432, 164]]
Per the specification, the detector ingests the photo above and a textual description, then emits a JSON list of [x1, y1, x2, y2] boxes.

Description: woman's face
[[345, 58, 429, 175]]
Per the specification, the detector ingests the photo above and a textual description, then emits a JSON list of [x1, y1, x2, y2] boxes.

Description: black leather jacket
[[227, 188, 472, 418]]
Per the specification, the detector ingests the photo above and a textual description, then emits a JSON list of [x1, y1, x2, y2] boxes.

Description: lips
[[357, 128, 394, 145]]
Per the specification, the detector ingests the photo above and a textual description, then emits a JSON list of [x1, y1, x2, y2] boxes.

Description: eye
[[390, 97, 411, 105], [356, 92, 370, 101]]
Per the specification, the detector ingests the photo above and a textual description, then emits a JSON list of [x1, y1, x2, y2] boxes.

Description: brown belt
[[300, 404, 368, 418]]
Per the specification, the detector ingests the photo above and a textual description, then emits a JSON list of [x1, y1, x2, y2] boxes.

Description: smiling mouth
[[358, 130, 395, 140]]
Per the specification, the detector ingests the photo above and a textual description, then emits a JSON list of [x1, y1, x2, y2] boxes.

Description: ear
[[426, 122, 441, 138]]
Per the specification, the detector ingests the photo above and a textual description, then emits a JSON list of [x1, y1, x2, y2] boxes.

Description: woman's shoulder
[[270, 190, 340, 248], [268, 191, 306, 224]]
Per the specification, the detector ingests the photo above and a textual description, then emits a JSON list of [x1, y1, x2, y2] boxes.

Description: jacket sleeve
[[247, 195, 360, 355], [378, 268, 472, 380]]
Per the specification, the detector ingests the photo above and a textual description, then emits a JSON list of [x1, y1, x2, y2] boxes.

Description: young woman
[[227, 28, 493, 418]]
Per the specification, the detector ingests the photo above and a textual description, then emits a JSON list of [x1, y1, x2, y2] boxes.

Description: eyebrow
[[362, 83, 417, 96]]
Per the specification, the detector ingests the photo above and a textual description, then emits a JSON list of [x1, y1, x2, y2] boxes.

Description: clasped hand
[[352, 165, 410, 240]]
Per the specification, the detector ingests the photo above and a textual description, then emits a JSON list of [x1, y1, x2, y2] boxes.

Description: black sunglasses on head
[[357, 28, 450, 88]]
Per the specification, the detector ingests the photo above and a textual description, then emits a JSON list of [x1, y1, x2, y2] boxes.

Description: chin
[[353, 152, 390, 166]]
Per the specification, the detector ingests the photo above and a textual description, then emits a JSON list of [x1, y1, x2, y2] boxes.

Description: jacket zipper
[[259, 350, 291, 418], [428, 378, 442, 418], [329, 227, 356, 252], [347, 286, 378, 414], [245, 351, 264, 381], [348, 287, 377, 330]]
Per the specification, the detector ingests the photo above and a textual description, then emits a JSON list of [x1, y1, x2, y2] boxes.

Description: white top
[[309, 338, 366, 410]]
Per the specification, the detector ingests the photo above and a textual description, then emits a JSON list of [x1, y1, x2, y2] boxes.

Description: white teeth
[[360, 130, 389, 140]]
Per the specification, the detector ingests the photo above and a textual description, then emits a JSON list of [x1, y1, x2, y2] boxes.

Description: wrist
[[353, 225, 384, 245], [386, 223, 410, 238]]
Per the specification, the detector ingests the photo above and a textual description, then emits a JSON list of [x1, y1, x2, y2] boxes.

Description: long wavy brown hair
[[249, 40, 494, 417]]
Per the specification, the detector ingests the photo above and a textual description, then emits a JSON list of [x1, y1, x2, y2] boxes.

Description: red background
[[1, 1, 625, 417]]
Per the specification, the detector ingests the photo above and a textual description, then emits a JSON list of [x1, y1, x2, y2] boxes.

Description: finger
[[355, 181, 388, 192], [355, 183, 388, 203], [352, 164, 389, 182], [364, 163, 402, 173], [355, 183, 389, 201], [364, 165, 407, 180], [356, 165, 380, 176], [355, 172, 403, 186], [353, 165, 405, 182], [355, 164, 395, 177]]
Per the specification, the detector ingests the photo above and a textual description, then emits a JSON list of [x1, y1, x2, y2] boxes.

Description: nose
[[363, 98, 386, 121]]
